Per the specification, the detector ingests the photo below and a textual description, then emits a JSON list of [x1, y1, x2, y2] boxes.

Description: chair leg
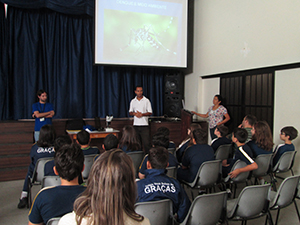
[[233, 183, 237, 199], [294, 200, 300, 222], [265, 211, 274, 225], [291, 169, 294, 176], [275, 209, 280, 225]]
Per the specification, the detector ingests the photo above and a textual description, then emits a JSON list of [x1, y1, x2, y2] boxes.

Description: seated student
[[137, 147, 191, 223], [247, 121, 273, 157], [28, 143, 86, 225], [177, 128, 215, 183], [119, 125, 142, 153], [76, 130, 100, 155], [44, 135, 72, 176], [94, 134, 119, 161], [58, 149, 150, 225], [138, 133, 178, 179], [211, 125, 231, 152], [176, 123, 201, 163], [157, 126, 176, 149], [238, 115, 257, 142], [273, 126, 298, 165], [222, 128, 258, 179], [18, 124, 56, 209]]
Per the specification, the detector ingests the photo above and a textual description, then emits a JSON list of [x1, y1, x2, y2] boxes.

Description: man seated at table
[[28, 143, 86, 225], [76, 130, 100, 155], [137, 147, 191, 223]]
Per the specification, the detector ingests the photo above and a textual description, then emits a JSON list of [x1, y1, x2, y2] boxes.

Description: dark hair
[[54, 135, 72, 152], [54, 143, 84, 181], [244, 114, 257, 126], [156, 126, 170, 137], [148, 147, 169, 169], [252, 121, 274, 152], [233, 128, 248, 144], [103, 134, 119, 150], [119, 125, 141, 151], [281, 126, 298, 141], [77, 130, 90, 145], [215, 95, 223, 104], [37, 89, 47, 96], [186, 123, 202, 147], [135, 85, 143, 90], [152, 133, 169, 149], [192, 128, 207, 145], [74, 149, 144, 225], [37, 125, 56, 147], [216, 125, 228, 137]]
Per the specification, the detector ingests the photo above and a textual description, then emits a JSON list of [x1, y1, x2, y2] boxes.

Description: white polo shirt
[[129, 96, 152, 126]]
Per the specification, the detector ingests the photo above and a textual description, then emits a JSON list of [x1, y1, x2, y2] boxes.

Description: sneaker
[[17, 197, 28, 209]]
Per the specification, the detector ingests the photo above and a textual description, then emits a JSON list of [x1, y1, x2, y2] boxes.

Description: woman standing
[[192, 95, 230, 140]]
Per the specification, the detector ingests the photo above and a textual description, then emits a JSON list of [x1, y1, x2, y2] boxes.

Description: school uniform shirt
[[177, 144, 215, 183], [137, 169, 191, 223], [211, 136, 231, 152], [81, 146, 100, 155], [29, 185, 86, 224], [247, 140, 272, 158], [273, 143, 295, 165]]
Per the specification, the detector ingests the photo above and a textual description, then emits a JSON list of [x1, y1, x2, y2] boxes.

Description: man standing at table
[[32, 90, 55, 142], [129, 85, 152, 154]]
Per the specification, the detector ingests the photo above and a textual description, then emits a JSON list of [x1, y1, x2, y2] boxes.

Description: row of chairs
[[46, 175, 300, 225]]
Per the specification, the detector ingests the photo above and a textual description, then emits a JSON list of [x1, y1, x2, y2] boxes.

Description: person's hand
[[222, 159, 229, 167], [32, 113, 36, 118], [238, 124, 243, 128], [229, 168, 241, 178], [191, 111, 196, 114], [135, 111, 143, 118]]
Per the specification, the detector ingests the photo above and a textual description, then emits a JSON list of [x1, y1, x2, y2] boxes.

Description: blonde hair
[[74, 149, 144, 225]]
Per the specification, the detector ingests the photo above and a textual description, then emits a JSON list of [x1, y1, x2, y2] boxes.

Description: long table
[[67, 129, 119, 140]]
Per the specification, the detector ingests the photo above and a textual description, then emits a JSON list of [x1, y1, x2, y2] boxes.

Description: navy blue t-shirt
[[82, 146, 100, 155], [273, 143, 295, 165], [211, 137, 231, 152], [176, 139, 190, 163], [29, 185, 86, 224], [177, 144, 215, 183], [247, 140, 272, 158], [120, 145, 143, 154]]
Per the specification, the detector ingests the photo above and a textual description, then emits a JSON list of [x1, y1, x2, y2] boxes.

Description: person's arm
[[217, 113, 230, 125], [33, 110, 53, 118], [229, 162, 258, 178], [191, 111, 209, 118], [138, 172, 145, 179]]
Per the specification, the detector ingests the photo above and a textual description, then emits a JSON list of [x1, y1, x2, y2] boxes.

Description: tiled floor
[[1, 175, 300, 225]]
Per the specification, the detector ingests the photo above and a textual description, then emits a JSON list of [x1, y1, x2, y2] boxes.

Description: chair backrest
[[195, 159, 222, 188], [135, 199, 173, 225], [127, 151, 144, 177], [230, 160, 250, 183], [33, 157, 54, 184], [183, 191, 227, 225], [227, 184, 271, 219], [82, 154, 97, 179], [46, 217, 61, 225], [166, 166, 177, 178], [168, 148, 176, 155], [252, 153, 273, 177], [273, 151, 297, 173], [271, 175, 300, 208], [215, 144, 232, 161], [42, 176, 61, 188]]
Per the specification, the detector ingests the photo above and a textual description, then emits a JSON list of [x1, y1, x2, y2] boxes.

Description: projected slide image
[[103, 9, 179, 65]]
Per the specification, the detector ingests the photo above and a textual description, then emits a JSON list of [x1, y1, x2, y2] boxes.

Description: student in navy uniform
[[28, 143, 86, 225], [156, 126, 176, 149], [138, 133, 178, 179], [18, 125, 56, 209], [32, 90, 55, 142], [137, 147, 191, 223], [222, 128, 258, 178], [177, 128, 215, 183], [273, 126, 298, 165], [93, 134, 119, 162], [44, 135, 72, 176], [76, 130, 100, 155], [119, 125, 142, 153], [176, 123, 201, 163], [247, 121, 273, 157], [211, 125, 231, 152]]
